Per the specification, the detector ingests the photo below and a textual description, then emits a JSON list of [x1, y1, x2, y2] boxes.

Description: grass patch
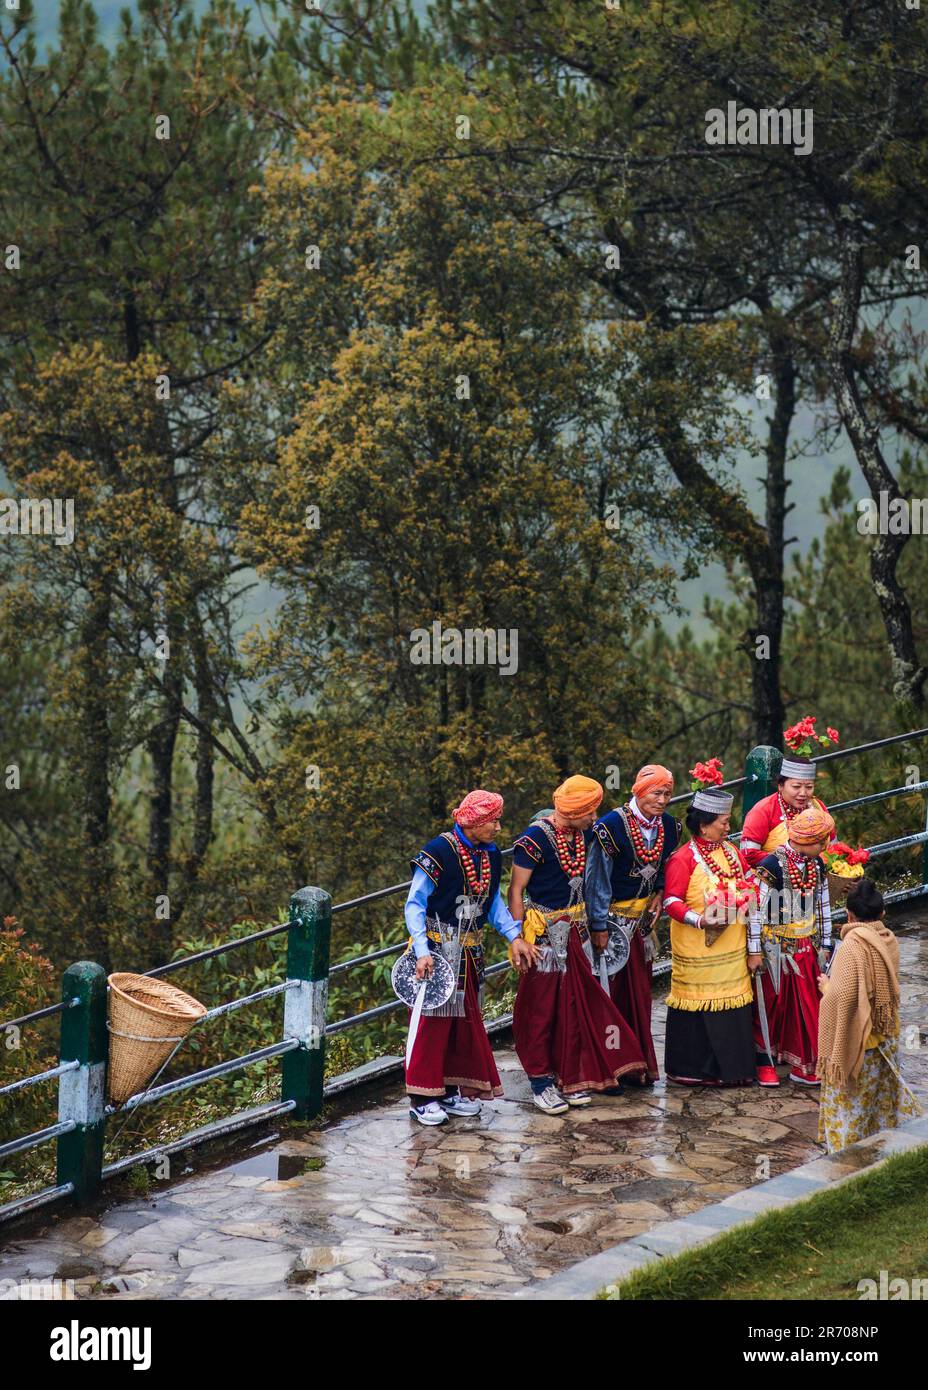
[[600, 1145, 928, 1301]]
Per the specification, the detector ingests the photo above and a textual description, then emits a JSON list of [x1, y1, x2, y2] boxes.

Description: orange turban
[[453, 789, 503, 828], [789, 805, 836, 845], [632, 764, 674, 797], [553, 775, 603, 817]]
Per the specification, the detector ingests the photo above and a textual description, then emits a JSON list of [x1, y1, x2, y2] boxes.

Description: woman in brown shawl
[[817, 879, 922, 1153]]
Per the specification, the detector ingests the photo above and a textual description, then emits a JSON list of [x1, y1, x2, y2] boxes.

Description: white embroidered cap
[[691, 788, 733, 813], [779, 756, 816, 781]]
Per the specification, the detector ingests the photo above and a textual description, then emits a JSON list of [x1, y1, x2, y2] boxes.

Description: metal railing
[[3, 732, 928, 1226]]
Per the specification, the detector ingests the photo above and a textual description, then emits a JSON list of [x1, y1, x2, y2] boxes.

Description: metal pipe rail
[[145, 919, 293, 979], [4, 733, 928, 1227], [198, 980, 297, 1023], [826, 781, 928, 814], [0, 1060, 78, 1099], [102, 1101, 298, 1179], [0, 996, 79, 1036], [863, 831, 928, 858], [0, 1182, 74, 1225], [106, 1039, 301, 1115], [0, 1120, 76, 1163]]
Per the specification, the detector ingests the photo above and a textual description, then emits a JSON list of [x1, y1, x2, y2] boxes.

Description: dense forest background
[[3, 0, 928, 1184]]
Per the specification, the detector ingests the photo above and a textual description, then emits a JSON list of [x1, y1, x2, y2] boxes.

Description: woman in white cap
[[661, 775, 763, 1086], [740, 754, 830, 868]]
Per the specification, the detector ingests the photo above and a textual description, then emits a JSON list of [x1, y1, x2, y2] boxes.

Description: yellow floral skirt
[[817, 1036, 922, 1154]]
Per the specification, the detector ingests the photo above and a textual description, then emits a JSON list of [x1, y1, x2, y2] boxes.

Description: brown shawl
[[817, 920, 899, 1089]]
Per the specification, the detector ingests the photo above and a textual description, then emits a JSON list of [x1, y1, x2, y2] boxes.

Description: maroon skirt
[[404, 964, 503, 1099], [610, 929, 659, 1082], [752, 941, 821, 1077], [513, 926, 647, 1093]]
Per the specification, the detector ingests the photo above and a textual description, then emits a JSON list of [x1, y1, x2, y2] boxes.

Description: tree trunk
[[828, 223, 926, 708], [173, 618, 216, 925], [80, 578, 114, 971], [145, 626, 183, 968], [749, 312, 795, 744]]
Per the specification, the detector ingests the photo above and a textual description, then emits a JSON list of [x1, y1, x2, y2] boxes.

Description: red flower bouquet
[[822, 841, 869, 902], [822, 842, 869, 878], [689, 757, 724, 792], [783, 716, 840, 758]]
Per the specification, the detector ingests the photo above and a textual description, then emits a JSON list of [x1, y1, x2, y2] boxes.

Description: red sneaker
[[756, 1065, 780, 1087], [789, 1070, 820, 1086]]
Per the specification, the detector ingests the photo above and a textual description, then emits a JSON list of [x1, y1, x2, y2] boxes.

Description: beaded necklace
[[783, 845, 817, 892], [778, 792, 817, 823], [693, 836, 741, 881], [626, 807, 665, 865], [547, 819, 586, 877], [456, 841, 492, 898]]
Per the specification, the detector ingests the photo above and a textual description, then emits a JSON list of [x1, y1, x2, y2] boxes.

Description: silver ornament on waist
[[603, 913, 633, 974], [391, 950, 456, 1010]]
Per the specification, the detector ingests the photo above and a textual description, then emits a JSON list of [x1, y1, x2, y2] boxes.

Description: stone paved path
[[2, 924, 927, 1300]]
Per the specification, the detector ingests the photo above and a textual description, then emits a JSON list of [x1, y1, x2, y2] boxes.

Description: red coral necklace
[[457, 843, 491, 897], [548, 820, 586, 877], [784, 847, 817, 891], [694, 837, 740, 881], [627, 811, 665, 865], [778, 793, 803, 823]]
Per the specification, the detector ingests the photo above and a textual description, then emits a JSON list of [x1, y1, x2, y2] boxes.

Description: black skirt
[[664, 1002, 755, 1084]]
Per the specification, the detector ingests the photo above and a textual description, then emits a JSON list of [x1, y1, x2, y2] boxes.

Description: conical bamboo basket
[[827, 870, 857, 904], [107, 973, 207, 1105]]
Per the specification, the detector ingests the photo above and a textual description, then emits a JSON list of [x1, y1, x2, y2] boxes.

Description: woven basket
[[827, 871, 858, 904], [107, 973, 207, 1105]]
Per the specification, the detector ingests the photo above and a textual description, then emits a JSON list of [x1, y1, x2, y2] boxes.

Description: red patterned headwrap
[[453, 789, 504, 829]]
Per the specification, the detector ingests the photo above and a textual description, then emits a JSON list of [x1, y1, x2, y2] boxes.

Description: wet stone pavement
[[3, 926, 927, 1301]]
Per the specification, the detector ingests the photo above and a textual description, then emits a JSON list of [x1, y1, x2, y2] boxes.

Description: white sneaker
[[440, 1093, 482, 1116], [533, 1085, 569, 1115], [565, 1091, 592, 1107], [409, 1101, 448, 1126]]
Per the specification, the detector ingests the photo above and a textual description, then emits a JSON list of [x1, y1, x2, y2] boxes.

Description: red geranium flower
[[689, 757, 725, 790], [784, 714, 837, 757]]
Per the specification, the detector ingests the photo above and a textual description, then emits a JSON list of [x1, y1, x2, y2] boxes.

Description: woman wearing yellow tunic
[[817, 879, 922, 1153], [662, 785, 763, 1086]]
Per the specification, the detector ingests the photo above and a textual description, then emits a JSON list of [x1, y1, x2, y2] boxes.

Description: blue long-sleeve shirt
[[404, 825, 522, 958]]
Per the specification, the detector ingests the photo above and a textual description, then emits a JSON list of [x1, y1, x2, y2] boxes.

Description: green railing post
[[56, 962, 107, 1206], [282, 887, 331, 1119], [742, 744, 782, 819]]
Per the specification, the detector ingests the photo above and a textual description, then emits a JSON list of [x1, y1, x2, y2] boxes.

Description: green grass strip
[[600, 1144, 928, 1301]]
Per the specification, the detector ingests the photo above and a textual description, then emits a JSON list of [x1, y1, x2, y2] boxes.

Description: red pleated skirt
[[752, 941, 821, 1077], [513, 925, 647, 1093], [610, 929, 660, 1082], [404, 964, 503, 1099]]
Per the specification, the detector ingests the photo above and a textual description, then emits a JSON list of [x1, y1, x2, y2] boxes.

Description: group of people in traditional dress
[[399, 756, 920, 1151]]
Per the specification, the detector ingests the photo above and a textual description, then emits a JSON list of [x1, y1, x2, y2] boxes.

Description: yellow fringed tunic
[[665, 842, 753, 1013]]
